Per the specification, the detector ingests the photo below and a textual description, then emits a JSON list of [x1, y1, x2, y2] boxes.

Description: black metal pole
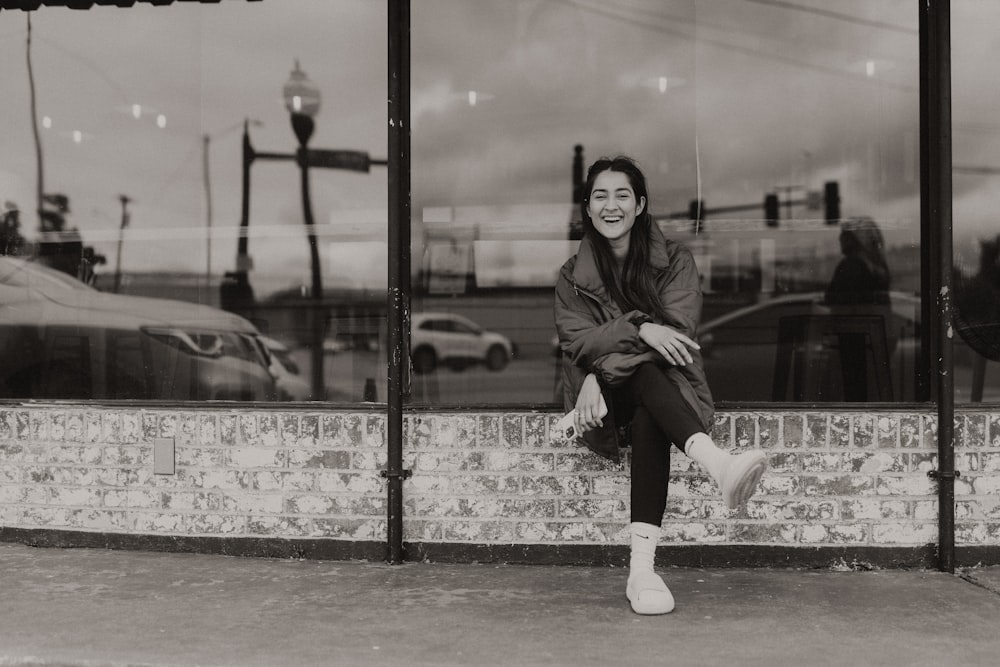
[[113, 195, 130, 294], [292, 113, 326, 402], [238, 120, 252, 269], [26, 13, 45, 235], [203, 133, 213, 284], [385, 0, 411, 565], [920, 0, 955, 573], [572, 144, 584, 204]]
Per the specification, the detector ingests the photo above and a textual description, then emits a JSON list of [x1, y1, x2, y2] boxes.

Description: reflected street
[[291, 348, 558, 405]]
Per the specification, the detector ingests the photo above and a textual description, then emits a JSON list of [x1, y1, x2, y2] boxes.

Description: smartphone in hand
[[553, 395, 608, 441]]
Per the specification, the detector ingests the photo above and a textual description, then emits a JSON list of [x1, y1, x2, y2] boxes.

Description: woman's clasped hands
[[638, 321, 700, 367]]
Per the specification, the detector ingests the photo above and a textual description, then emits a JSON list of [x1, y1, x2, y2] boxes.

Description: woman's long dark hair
[[580, 156, 670, 322]]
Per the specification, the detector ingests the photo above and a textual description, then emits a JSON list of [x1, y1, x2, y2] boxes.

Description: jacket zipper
[[573, 282, 604, 307]]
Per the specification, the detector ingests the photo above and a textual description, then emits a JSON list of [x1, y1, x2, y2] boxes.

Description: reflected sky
[[0, 0, 998, 295]]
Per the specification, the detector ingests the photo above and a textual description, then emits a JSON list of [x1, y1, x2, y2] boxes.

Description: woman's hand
[[575, 373, 605, 433], [638, 322, 700, 366]]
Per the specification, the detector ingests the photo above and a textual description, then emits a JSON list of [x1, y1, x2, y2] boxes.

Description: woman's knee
[[632, 361, 668, 386], [631, 363, 678, 399]]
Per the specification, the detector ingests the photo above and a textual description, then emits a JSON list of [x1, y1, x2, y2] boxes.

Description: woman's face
[[587, 170, 646, 250]]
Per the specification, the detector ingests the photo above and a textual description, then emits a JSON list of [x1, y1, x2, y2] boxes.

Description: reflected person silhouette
[[954, 234, 1000, 401], [824, 217, 892, 400]]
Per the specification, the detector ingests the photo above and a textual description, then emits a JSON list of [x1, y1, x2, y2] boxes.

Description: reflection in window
[[412, 1, 920, 405], [953, 3, 1000, 403], [107, 332, 151, 400], [1, 2, 932, 406], [0, 2, 387, 403]]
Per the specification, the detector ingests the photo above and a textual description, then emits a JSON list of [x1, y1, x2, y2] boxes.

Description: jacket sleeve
[[554, 276, 651, 371], [653, 246, 702, 339]]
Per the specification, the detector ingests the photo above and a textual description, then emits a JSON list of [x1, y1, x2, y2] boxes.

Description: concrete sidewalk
[[1, 543, 1000, 667]]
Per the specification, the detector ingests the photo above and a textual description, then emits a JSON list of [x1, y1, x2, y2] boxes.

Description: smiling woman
[[554, 154, 769, 614]]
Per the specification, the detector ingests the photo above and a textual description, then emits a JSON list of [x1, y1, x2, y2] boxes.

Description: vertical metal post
[[113, 195, 130, 294], [238, 121, 252, 268], [26, 14, 45, 235], [385, 0, 411, 564], [292, 115, 326, 402], [203, 133, 213, 284], [222, 121, 258, 322], [572, 144, 584, 204], [920, 0, 955, 573]]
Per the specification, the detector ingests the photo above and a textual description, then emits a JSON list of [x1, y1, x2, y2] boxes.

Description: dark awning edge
[[1, 0, 261, 10]]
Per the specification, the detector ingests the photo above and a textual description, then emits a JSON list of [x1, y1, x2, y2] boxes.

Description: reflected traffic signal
[[689, 199, 705, 232], [825, 181, 840, 224], [764, 194, 780, 227]]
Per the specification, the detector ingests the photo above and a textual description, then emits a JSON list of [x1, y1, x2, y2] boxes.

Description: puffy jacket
[[554, 224, 714, 462]]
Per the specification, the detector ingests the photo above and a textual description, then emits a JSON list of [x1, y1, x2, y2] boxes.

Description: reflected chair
[[772, 314, 893, 402]]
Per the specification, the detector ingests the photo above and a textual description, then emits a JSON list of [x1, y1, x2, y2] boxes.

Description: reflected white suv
[[411, 312, 514, 374]]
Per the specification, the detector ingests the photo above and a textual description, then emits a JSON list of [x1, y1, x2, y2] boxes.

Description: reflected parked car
[[260, 335, 311, 401], [0, 256, 276, 401], [697, 291, 920, 402], [411, 312, 515, 374]]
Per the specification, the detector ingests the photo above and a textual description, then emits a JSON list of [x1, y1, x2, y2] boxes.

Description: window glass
[[107, 332, 151, 400], [952, 1, 1000, 404], [0, 2, 388, 402], [411, 0, 920, 405]]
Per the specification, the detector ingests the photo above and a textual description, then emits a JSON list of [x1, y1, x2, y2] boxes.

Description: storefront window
[[0, 1, 388, 402], [952, 1, 1000, 404], [411, 0, 921, 405]]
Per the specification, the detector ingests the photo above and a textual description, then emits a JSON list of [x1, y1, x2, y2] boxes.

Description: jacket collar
[[571, 222, 674, 298]]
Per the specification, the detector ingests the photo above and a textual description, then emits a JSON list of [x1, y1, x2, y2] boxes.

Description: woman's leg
[[627, 362, 768, 510], [626, 363, 707, 451], [629, 405, 671, 526], [623, 402, 675, 614]]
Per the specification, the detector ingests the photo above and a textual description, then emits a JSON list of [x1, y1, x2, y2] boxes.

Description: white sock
[[685, 432, 730, 482], [629, 521, 660, 573]]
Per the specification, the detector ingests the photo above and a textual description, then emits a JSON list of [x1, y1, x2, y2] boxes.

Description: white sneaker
[[626, 570, 675, 615], [720, 450, 768, 509]]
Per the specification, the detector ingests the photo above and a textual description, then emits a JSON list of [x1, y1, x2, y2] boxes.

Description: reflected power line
[[741, 0, 918, 36], [555, 0, 913, 91]]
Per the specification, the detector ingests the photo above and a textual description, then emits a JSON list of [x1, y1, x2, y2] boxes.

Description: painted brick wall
[[1, 406, 998, 556], [0, 410, 387, 541]]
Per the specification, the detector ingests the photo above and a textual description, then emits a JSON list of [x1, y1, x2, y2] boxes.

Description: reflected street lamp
[[283, 61, 325, 401], [228, 62, 387, 402]]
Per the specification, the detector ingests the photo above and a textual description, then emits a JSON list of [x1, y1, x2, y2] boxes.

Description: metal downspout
[[385, 0, 411, 565], [920, 0, 956, 573]]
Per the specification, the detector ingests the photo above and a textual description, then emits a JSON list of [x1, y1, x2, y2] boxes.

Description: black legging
[[606, 363, 707, 527]]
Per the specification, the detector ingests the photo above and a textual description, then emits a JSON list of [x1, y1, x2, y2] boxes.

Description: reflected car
[[260, 335, 311, 401], [411, 312, 515, 374], [0, 256, 276, 401], [696, 291, 920, 402]]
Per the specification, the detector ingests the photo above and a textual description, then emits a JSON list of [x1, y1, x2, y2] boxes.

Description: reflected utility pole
[[26, 14, 44, 233], [204, 119, 262, 291], [203, 133, 212, 284], [113, 195, 131, 293]]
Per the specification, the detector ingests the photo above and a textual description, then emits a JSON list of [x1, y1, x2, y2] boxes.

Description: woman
[[554, 156, 767, 615]]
